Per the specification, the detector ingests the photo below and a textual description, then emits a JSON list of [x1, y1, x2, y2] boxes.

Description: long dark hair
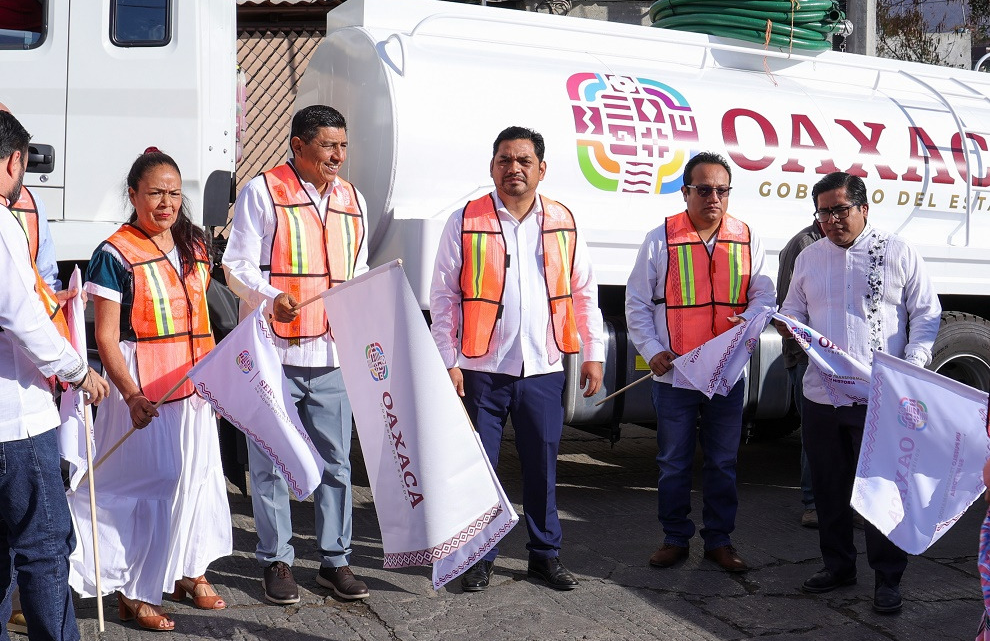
[[126, 148, 210, 272]]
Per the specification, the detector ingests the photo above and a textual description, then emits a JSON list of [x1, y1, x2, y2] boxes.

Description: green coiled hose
[[650, 0, 847, 51]]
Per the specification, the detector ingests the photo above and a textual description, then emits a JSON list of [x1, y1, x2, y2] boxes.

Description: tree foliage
[[876, 0, 959, 66], [874, 0, 990, 68]]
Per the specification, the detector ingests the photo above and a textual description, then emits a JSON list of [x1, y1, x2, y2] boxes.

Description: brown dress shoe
[[648, 544, 689, 567], [704, 545, 749, 572]]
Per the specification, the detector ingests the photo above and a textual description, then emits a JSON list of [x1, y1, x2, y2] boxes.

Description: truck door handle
[[26, 144, 55, 173]]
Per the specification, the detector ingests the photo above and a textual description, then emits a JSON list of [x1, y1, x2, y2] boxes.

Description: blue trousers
[[787, 362, 816, 509], [0, 429, 79, 641], [248, 366, 353, 569], [652, 380, 744, 550], [462, 370, 566, 562]]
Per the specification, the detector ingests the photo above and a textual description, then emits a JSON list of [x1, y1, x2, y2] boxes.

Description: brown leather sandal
[[170, 575, 226, 610], [117, 594, 175, 632]]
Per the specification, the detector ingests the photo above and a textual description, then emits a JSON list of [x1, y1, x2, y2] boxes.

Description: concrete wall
[[519, 0, 653, 27]]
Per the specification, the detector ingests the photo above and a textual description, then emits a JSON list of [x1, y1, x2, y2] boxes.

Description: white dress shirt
[[222, 164, 369, 368], [0, 205, 86, 442], [625, 212, 777, 384], [430, 190, 605, 376], [780, 223, 942, 406]]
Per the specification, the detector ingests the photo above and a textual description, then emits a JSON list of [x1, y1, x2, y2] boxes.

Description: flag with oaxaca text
[[853, 350, 990, 554], [772, 312, 871, 406], [58, 266, 93, 491], [322, 260, 518, 590], [186, 303, 325, 500], [671, 307, 775, 397]]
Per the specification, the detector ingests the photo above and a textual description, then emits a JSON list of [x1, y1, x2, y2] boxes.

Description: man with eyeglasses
[[776, 171, 941, 614], [626, 151, 775, 573]]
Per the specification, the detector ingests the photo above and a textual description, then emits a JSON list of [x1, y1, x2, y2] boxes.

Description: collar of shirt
[[287, 160, 341, 213], [828, 221, 874, 251], [492, 190, 543, 225]]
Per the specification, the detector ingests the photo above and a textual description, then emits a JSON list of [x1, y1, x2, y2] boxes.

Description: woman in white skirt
[[68, 148, 232, 632]]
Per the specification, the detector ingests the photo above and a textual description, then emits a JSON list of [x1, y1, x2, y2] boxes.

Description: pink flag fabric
[[853, 350, 990, 554], [58, 266, 92, 491], [321, 261, 518, 590], [772, 312, 871, 406], [186, 304, 325, 500], [671, 308, 775, 397]]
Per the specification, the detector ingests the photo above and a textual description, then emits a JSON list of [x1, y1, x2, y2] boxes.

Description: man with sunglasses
[[777, 172, 941, 613], [626, 151, 775, 573]]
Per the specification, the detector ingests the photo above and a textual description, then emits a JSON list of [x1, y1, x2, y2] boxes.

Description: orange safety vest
[[263, 163, 364, 339], [664, 211, 751, 355], [459, 194, 580, 359], [9, 187, 69, 340], [106, 224, 214, 404]]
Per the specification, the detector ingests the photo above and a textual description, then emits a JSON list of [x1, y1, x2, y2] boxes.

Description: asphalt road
[[60, 423, 985, 641]]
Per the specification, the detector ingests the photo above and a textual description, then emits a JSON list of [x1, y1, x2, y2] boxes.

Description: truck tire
[[928, 312, 990, 392]]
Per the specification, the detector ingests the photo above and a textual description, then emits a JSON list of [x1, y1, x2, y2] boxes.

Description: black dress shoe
[[873, 582, 902, 614], [801, 568, 856, 594], [460, 560, 494, 592], [527, 557, 579, 590]]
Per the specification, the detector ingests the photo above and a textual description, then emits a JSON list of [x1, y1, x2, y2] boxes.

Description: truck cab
[[0, 0, 237, 262]]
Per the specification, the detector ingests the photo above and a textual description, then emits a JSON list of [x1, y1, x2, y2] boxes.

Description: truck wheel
[[929, 312, 990, 392]]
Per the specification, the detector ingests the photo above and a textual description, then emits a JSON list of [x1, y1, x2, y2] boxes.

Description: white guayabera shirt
[[780, 223, 942, 407]]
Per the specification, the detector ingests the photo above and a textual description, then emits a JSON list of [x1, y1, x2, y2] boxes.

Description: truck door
[[0, 1, 68, 218], [54, 0, 235, 262]]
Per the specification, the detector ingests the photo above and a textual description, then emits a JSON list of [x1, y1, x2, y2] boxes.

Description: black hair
[[812, 172, 868, 208], [126, 149, 210, 272], [492, 126, 545, 162], [683, 151, 731, 186], [291, 105, 347, 143], [0, 111, 30, 162]]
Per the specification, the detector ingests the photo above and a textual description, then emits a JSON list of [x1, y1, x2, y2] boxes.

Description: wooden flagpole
[[81, 405, 104, 632], [593, 372, 654, 407]]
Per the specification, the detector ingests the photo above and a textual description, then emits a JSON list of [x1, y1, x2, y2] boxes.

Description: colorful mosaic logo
[[367, 342, 388, 382], [568, 73, 699, 195], [897, 397, 928, 431], [236, 350, 254, 374], [745, 337, 758, 354], [792, 328, 812, 350]]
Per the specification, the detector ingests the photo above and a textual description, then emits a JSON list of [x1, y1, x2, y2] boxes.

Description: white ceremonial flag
[[322, 260, 518, 590], [58, 266, 93, 491], [671, 307, 775, 398], [853, 350, 990, 554], [772, 312, 871, 406], [186, 304, 325, 500]]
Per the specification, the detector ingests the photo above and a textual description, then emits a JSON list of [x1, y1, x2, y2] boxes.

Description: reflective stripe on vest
[[264, 164, 364, 339], [10, 186, 39, 261], [10, 187, 69, 341], [106, 224, 215, 404], [664, 211, 751, 355], [459, 194, 580, 358]]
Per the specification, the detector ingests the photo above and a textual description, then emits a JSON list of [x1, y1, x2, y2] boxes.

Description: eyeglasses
[[685, 184, 732, 199], [813, 204, 858, 223]]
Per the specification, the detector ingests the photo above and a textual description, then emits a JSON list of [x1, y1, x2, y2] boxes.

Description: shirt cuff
[[903, 349, 930, 368], [583, 343, 606, 363], [640, 339, 666, 363]]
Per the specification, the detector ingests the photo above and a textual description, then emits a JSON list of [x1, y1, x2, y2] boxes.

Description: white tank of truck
[[295, 0, 990, 436]]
